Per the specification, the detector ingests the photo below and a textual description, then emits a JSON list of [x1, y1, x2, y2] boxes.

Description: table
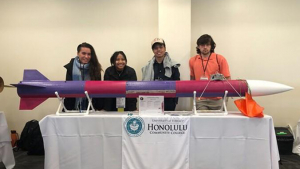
[[293, 119, 300, 155], [40, 112, 279, 169], [0, 111, 15, 169]]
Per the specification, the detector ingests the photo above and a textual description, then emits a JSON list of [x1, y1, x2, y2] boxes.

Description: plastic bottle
[[11, 130, 19, 148]]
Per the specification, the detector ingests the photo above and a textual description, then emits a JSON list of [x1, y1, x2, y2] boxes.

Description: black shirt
[[153, 61, 165, 80], [153, 59, 180, 111]]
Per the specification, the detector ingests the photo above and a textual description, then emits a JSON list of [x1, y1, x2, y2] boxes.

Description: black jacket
[[104, 66, 137, 111], [64, 58, 104, 110]]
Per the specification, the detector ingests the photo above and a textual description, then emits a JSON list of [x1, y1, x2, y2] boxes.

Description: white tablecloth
[[0, 111, 15, 169], [293, 119, 300, 155], [40, 112, 279, 169]]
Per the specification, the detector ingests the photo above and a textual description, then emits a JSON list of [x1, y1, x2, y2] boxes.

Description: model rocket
[[11, 70, 293, 110]]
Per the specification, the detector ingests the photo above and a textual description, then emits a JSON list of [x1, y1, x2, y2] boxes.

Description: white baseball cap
[[151, 38, 165, 48]]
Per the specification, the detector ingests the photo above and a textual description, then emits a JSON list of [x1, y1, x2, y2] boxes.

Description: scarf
[[142, 52, 180, 81], [72, 56, 90, 81], [72, 56, 91, 111]]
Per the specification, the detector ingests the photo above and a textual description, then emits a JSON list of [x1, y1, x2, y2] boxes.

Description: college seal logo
[[124, 117, 145, 137]]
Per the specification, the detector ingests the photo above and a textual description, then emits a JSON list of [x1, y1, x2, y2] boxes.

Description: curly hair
[[196, 34, 216, 54]]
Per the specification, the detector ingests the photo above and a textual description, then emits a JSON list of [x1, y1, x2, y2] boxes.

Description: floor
[[0, 150, 44, 169], [280, 154, 300, 169], [1, 151, 300, 169]]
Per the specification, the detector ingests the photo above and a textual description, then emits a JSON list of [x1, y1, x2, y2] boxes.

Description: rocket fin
[[23, 70, 49, 81], [11, 83, 46, 88], [20, 98, 48, 110]]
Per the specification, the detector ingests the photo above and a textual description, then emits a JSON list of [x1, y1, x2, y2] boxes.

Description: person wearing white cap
[[142, 38, 181, 111]]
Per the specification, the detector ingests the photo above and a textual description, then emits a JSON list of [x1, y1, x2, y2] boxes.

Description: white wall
[[0, 0, 158, 133], [191, 0, 300, 127], [0, 0, 299, 133]]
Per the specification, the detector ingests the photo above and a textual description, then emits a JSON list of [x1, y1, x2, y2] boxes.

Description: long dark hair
[[110, 51, 127, 66], [196, 34, 216, 54], [77, 42, 102, 80]]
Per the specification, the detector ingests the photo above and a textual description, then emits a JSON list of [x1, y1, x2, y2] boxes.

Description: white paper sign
[[139, 96, 164, 115]]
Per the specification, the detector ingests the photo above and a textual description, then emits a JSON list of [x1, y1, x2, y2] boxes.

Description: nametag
[[200, 76, 208, 80], [116, 97, 126, 108]]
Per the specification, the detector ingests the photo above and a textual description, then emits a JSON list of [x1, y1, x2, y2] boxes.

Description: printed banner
[[122, 115, 190, 169]]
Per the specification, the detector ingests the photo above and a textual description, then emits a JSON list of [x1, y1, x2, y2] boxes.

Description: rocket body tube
[[17, 80, 249, 98], [13, 70, 293, 110]]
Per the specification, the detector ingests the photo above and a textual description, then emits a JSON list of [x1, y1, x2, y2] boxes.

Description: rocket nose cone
[[247, 80, 293, 96]]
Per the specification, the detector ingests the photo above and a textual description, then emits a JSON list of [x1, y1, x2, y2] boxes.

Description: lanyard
[[200, 53, 211, 75]]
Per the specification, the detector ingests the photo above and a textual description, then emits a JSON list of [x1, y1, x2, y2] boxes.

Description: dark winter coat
[[64, 58, 104, 110], [104, 65, 137, 111]]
